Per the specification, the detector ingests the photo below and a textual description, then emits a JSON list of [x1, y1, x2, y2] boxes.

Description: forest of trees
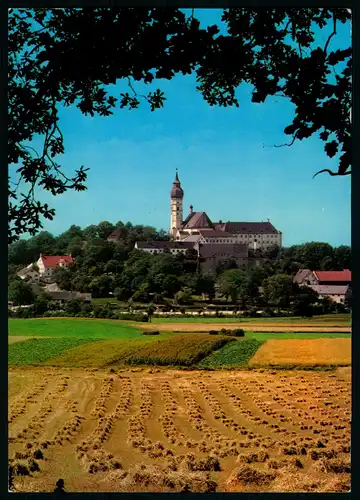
[[8, 221, 351, 316]]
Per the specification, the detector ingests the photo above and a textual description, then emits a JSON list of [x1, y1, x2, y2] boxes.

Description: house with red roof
[[294, 268, 351, 304], [313, 269, 351, 286], [36, 254, 74, 282], [294, 269, 351, 287]]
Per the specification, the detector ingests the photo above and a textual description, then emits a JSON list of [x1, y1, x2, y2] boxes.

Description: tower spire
[[170, 169, 184, 238]]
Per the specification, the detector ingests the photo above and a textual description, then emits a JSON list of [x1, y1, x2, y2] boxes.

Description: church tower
[[170, 169, 184, 238]]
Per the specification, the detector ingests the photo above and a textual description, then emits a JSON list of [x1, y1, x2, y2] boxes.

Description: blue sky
[[14, 9, 351, 247]]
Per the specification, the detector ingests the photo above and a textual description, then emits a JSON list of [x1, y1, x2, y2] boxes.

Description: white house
[[36, 254, 74, 282]]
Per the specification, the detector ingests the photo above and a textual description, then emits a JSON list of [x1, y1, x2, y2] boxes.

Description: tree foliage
[[8, 8, 351, 242], [262, 274, 296, 306], [8, 278, 35, 305]]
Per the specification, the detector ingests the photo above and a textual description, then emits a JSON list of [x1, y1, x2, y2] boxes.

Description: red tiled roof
[[309, 285, 350, 296], [182, 212, 214, 229], [108, 227, 122, 239], [136, 241, 194, 250], [199, 243, 248, 259], [198, 230, 233, 238], [293, 269, 313, 283], [216, 221, 279, 234], [40, 255, 73, 268], [313, 270, 351, 283]]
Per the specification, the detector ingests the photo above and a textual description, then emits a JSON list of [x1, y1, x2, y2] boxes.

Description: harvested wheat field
[[139, 323, 350, 333], [249, 339, 351, 367], [8, 367, 351, 493]]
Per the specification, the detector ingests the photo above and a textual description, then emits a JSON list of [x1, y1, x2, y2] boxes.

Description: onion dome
[[170, 170, 184, 199]]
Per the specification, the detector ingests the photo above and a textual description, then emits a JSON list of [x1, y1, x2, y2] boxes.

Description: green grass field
[[198, 339, 264, 369], [41, 338, 161, 368], [9, 335, 236, 368], [8, 337, 99, 365], [8, 318, 143, 339], [152, 313, 350, 324], [8, 317, 351, 370]]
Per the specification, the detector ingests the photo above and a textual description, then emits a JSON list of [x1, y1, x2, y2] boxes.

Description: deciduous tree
[[9, 8, 351, 242], [8, 278, 35, 305], [262, 273, 295, 306]]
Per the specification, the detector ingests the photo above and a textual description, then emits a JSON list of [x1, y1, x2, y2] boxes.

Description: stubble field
[[9, 367, 351, 493]]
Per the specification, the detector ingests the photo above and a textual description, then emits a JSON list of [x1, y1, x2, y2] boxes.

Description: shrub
[[33, 449, 44, 460], [142, 331, 160, 336], [116, 313, 148, 322], [14, 462, 30, 476], [232, 328, 245, 337], [223, 329, 245, 337], [27, 459, 40, 472], [214, 328, 245, 337], [65, 299, 83, 316], [264, 307, 275, 317], [248, 307, 258, 317]]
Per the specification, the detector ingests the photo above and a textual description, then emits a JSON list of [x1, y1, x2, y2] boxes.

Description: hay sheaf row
[[9, 376, 69, 445], [127, 382, 175, 459], [8, 379, 50, 424], [76, 376, 132, 472], [237, 373, 350, 445], [103, 463, 218, 493], [9, 376, 74, 479], [158, 381, 196, 450], [178, 384, 242, 457], [216, 379, 288, 439]]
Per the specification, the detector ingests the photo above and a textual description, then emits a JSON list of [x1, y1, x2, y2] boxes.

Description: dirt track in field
[[9, 367, 351, 493], [140, 323, 351, 333]]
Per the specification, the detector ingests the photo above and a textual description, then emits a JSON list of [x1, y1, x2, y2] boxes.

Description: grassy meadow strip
[[198, 339, 264, 369], [152, 313, 350, 324], [8, 337, 99, 366], [8, 318, 143, 339], [41, 338, 162, 368]]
